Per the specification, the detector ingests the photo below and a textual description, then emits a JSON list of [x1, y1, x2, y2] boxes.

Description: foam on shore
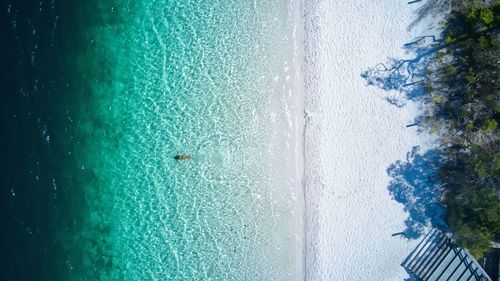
[[303, 1, 437, 280]]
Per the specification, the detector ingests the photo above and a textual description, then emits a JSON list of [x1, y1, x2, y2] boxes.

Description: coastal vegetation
[[422, 0, 499, 258]]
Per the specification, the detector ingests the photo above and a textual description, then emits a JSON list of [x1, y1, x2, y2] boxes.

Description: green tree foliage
[[424, 0, 500, 259], [479, 8, 494, 25], [483, 119, 497, 131], [440, 148, 500, 258]]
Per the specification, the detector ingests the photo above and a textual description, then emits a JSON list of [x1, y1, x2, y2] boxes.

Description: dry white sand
[[303, 1, 438, 280]]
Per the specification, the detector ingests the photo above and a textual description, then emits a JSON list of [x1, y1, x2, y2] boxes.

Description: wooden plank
[[402, 229, 438, 269], [407, 230, 442, 270], [453, 262, 472, 281], [425, 245, 455, 280], [422, 243, 452, 280], [445, 249, 468, 281], [403, 229, 492, 281], [415, 234, 449, 276], [434, 248, 462, 280], [423, 240, 453, 279]]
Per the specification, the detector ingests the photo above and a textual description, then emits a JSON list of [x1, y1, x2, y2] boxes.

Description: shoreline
[[291, 0, 307, 279]]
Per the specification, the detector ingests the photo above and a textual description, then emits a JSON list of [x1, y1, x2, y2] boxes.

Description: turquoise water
[[50, 0, 303, 280]]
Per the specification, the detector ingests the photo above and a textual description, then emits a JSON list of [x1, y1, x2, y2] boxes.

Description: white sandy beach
[[303, 1, 438, 280]]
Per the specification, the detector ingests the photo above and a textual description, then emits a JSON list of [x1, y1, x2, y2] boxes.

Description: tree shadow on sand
[[387, 146, 447, 239], [361, 35, 444, 108], [361, 25, 451, 240]]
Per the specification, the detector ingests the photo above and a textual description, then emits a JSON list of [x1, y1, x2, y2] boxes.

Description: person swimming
[[174, 154, 191, 160]]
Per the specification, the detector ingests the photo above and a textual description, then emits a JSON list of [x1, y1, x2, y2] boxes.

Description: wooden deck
[[402, 229, 492, 281]]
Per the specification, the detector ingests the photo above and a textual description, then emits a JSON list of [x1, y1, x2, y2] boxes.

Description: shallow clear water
[[50, 0, 302, 280], [2, 0, 301, 279]]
